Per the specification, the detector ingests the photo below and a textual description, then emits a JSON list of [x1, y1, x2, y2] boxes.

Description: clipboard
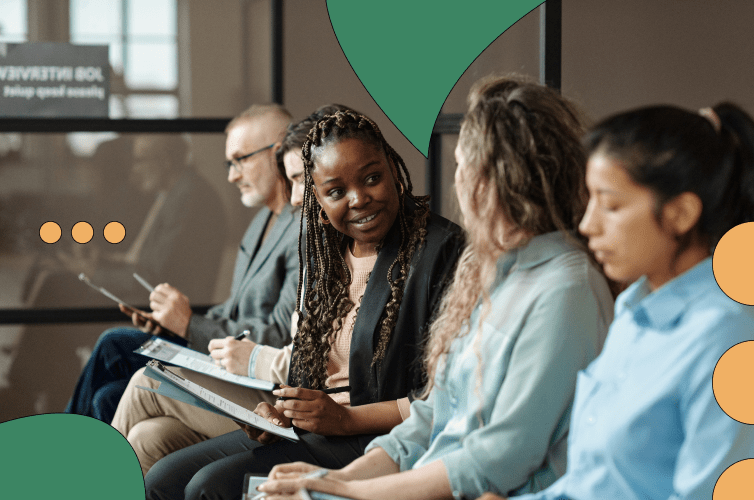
[[141, 360, 299, 442]]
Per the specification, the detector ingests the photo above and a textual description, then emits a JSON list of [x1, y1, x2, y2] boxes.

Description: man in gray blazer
[[64, 104, 300, 423]]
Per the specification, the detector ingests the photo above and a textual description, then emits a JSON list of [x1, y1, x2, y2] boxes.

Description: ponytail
[[711, 103, 754, 239]]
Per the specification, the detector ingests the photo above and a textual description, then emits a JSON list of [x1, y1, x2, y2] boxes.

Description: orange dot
[[714, 459, 754, 499], [713, 222, 754, 305], [103, 221, 126, 244], [39, 221, 61, 244], [713, 341, 754, 424], [71, 221, 93, 244]]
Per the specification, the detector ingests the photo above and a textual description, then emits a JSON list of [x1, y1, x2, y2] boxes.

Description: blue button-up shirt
[[514, 257, 754, 500], [366, 231, 615, 499]]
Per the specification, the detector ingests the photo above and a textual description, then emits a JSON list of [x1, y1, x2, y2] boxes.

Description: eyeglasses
[[224, 143, 274, 174]]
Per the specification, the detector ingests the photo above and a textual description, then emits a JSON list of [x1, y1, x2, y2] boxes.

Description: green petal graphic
[[328, 0, 543, 156]]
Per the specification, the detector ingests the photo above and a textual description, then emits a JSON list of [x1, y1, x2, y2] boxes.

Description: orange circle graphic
[[71, 221, 94, 244], [713, 341, 754, 424], [39, 221, 62, 244], [713, 459, 754, 499], [713, 222, 754, 305], [103, 221, 126, 244]]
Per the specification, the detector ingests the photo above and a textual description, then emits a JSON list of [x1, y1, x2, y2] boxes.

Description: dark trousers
[[64, 328, 185, 423], [145, 429, 379, 500]]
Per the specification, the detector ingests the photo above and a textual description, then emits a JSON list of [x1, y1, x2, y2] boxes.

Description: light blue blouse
[[514, 257, 754, 500], [366, 231, 615, 499]]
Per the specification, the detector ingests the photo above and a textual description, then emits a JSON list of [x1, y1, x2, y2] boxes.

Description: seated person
[[111, 104, 354, 475], [64, 104, 299, 423], [258, 76, 615, 500], [3, 134, 227, 420], [142, 109, 465, 500], [477, 103, 754, 499]]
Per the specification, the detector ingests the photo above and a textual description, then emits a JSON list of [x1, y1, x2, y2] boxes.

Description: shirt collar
[[496, 231, 581, 281], [616, 257, 714, 329]]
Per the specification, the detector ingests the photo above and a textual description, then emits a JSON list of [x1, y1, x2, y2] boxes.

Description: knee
[[128, 417, 202, 475], [91, 379, 129, 422], [185, 466, 225, 500], [144, 455, 177, 500], [128, 420, 163, 475], [144, 453, 216, 500], [95, 328, 144, 349], [90, 329, 133, 360]]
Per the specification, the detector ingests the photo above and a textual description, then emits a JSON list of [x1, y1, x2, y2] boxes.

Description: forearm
[[334, 447, 400, 481], [342, 459, 452, 500], [344, 400, 403, 435], [253, 344, 292, 383]]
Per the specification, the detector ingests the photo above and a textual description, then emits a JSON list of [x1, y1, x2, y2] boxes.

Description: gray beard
[[241, 192, 265, 208]]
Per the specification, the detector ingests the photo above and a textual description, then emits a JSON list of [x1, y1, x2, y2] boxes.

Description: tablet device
[[242, 474, 269, 500]]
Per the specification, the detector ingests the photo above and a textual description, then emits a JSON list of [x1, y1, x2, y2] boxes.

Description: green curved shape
[[327, 0, 544, 156], [0, 414, 144, 500]]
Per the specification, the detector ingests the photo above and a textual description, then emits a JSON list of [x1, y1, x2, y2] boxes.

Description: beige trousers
[[111, 366, 276, 475]]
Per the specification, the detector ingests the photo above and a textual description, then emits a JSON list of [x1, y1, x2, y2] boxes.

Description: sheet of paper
[[143, 361, 298, 442], [135, 337, 275, 391]]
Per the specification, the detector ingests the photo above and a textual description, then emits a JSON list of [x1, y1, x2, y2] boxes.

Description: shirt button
[[587, 415, 596, 425]]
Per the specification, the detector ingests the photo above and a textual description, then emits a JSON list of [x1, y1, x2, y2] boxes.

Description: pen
[[133, 273, 155, 293], [322, 386, 351, 395], [235, 329, 251, 340], [277, 386, 351, 401]]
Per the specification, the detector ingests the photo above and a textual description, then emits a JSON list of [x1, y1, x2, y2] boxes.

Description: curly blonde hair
[[422, 75, 589, 396]]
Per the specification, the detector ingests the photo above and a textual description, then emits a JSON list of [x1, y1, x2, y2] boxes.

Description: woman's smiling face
[[311, 137, 400, 257]]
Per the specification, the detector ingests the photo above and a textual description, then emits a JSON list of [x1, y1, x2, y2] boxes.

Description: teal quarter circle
[[0, 413, 144, 500]]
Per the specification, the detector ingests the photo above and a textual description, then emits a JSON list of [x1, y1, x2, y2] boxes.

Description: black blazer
[[291, 203, 464, 407]]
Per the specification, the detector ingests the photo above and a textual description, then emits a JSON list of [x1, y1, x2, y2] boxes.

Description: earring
[[396, 182, 405, 196], [319, 208, 330, 225]]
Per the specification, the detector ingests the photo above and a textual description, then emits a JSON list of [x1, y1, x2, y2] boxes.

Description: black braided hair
[[290, 111, 431, 389]]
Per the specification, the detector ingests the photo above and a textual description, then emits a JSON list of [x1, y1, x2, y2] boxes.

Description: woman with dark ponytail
[[144, 110, 464, 500], [479, 103, 754, 500]]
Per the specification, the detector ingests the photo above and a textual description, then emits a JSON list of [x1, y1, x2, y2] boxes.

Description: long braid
[[290, 111, 430, 389]]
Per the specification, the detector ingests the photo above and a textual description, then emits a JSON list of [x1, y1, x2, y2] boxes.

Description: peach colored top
[[326, 246, 378, 405]]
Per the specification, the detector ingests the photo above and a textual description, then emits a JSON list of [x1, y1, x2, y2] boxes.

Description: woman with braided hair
[[258, 75, 615, 500], [144, 110, 464, 500]]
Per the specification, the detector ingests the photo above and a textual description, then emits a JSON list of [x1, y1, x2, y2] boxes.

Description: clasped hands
[[237, 386, 351, 445]]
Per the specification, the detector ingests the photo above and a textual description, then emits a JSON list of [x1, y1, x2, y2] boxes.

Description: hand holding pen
[[274, 385, 352, 435], [240, 385, 351, 443], [207, 330, 257, 376]]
